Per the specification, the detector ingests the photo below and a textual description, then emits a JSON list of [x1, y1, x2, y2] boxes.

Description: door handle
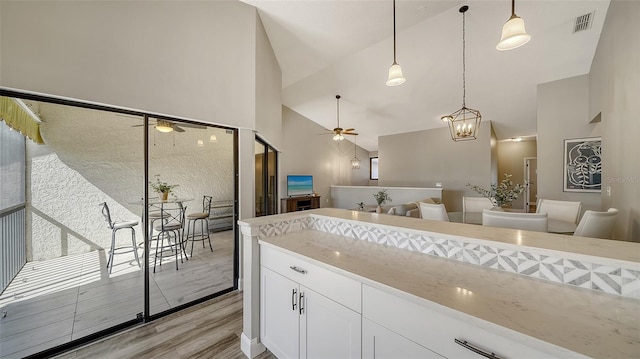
[[292, 288, 297, 311], [454, 339, 503, 359], [290, 266, 307, 274], [299, 292, 305, 315]]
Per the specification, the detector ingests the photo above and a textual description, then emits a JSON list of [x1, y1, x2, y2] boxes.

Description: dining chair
[[463, 197, 494, 224], [482, 209, 548, 232], [573, 208, 618, 239], [100, 202, 141, 274], [184, 195, 213, 256], [153, 202, 187, 272], [536, 199, 582, 224], [419, 202, 450, 222]]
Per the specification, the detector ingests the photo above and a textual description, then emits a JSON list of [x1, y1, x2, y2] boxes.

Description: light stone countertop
[[240, 208, 640, 264], [258, 229, 640, 359]]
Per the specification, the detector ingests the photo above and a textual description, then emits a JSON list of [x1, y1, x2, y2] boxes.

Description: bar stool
[[184, 196, 213, 256], [100, 202, 141, 274], [153, 202, 187, 272]]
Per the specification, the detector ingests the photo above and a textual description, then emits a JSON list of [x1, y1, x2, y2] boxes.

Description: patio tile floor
[[0, 230, 234, 358]]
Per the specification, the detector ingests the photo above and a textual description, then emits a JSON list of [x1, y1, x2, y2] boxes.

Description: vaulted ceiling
[[241, 0, 610, 151]]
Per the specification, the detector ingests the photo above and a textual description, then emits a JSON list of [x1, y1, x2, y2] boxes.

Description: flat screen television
[[287, 175, 313, 197]]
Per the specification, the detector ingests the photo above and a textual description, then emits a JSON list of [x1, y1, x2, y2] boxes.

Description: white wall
[[281, 106, 370, 208], [589, 0, 640, 241], [537, 75, 601, 218], [377, 122, 494, 212], [255, 15, 283, 151], [0, 1, 257, 130]]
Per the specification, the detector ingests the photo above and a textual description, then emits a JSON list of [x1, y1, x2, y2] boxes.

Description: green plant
[[373, 189, 392, 206], [467, 174, 525, 208], [150, 176, 178, 194]]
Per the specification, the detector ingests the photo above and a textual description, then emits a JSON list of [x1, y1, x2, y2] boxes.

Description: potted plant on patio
[[150, 176, 178, 201], [467, 173, 525, 208], [373, 189, 392, 213]]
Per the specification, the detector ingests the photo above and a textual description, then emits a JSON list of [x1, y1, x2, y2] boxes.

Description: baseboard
[[240, 333, 265, 358]]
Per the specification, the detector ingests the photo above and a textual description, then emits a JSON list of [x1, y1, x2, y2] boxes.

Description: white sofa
[[386, 197, 441, 218]]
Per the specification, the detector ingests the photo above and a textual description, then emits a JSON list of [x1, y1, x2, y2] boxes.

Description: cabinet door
[[300, 286, 361, 359], [363, 318, 444, 359], [261, 267, 300, 359]]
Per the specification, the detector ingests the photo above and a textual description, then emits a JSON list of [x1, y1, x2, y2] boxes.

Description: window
[[370, 157, 379, 180]]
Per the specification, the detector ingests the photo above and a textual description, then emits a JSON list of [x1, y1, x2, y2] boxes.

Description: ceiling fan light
[[496, 16, 530, 51], [386, 63, 406, 86], [333, 133, 344, 141], [156, 124, 173, 133]]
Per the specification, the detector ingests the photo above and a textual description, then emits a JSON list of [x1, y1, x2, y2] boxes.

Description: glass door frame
[[255, 135, 278, 217], [0, 87, 239, 357]]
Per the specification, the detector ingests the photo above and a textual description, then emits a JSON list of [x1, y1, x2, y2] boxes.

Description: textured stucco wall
[[25, 101, 234, 260]]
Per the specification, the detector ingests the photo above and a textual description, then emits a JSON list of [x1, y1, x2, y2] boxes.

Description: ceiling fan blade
[[343, 128, 355, 132], [344, 132, 359, 136], [173, 126, 186, 132], [178, 123, 207, 129]]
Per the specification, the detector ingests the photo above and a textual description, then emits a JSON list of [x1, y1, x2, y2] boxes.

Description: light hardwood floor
[[0, 231, 235, 358], [55, 291, 276, 359]]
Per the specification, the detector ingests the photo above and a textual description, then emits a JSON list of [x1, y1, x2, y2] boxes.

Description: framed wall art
[[564, 137, 602, 192]]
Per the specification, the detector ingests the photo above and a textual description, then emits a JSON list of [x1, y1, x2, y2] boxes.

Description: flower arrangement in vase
[[373, 189, 392, 213], [467, 173, 525, 208], [150, 176, 178, 201]]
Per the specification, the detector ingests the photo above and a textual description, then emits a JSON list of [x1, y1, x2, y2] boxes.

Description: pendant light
[[441, 5, 482, 142], [496, 0, 531, 51], [386, 0, 405, 86], [351, 135, 361, 169]]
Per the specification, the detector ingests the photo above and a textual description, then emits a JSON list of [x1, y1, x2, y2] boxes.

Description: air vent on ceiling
[[574, 12, 594, 33]]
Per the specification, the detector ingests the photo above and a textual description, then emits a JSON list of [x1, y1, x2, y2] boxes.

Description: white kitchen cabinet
[[362, 285, 557, 359], [260, 246, 361, 359], [363, 318, 444, 359], [260, 267, 300, 359]]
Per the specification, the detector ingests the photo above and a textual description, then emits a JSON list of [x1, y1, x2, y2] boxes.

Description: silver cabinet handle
[[454, 339, 504, 359], [291, 288, 297, 311], [299, 292, 305, 314], [290, 266, 307, 274]]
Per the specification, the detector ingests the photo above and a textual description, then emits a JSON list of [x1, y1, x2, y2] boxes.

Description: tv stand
[[281, 196, 320, 213]]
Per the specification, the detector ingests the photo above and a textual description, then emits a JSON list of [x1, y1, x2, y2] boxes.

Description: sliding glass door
[[0, 89, 238, 357], [255, 137, 278, 217]]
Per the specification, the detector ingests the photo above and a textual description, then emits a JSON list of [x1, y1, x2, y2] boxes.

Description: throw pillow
[[394, 203, 418, 216]]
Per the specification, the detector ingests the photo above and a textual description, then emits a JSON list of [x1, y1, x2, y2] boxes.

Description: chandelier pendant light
[[442, 5, 482, 142], [496, 0, 531, 51], [351, 135, 361, 169], [386, 0, 406, 86]]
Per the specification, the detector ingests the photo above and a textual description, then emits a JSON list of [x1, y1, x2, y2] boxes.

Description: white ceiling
[[242, 0, 610, 151]]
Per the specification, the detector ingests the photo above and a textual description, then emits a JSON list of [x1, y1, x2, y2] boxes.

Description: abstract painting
[[564, 137, 602, 192]]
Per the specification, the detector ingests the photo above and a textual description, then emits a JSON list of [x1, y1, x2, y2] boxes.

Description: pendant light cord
[[511, 0, 515, 16], [392, 0, 397, 64], [462, 8, 466, 108], [336, 95, 340, 128]]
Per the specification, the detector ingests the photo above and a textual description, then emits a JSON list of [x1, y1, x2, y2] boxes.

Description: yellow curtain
[[0, 96, 44, 144]]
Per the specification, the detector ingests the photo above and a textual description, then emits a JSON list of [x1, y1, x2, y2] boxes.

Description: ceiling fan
[[132, 118, 207, 133], [324, 95, 358, 141]]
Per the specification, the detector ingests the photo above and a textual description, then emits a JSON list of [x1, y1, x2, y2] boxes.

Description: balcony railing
[[1, 203, 26, 293]]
